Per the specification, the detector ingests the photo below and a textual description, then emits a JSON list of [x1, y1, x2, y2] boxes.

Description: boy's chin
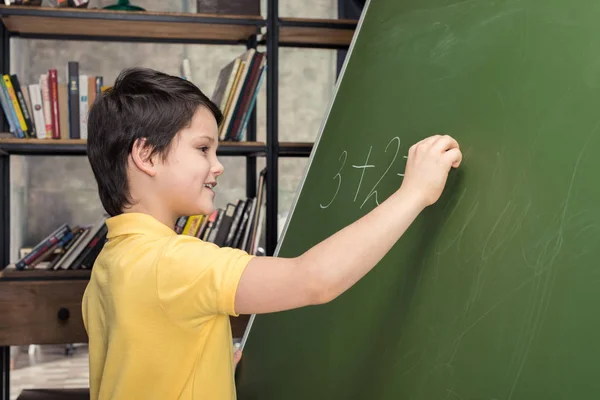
[[194, 203, 215, 216]]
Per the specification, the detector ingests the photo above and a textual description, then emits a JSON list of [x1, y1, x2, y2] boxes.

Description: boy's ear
[[131, 137, 158, 177]]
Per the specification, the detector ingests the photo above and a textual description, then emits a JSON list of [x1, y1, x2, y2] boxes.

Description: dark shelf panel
[[0, 5, 264, 44], [279, 17, 357, 49], [218, 141, 267, 156], [279, 142, 313, 157], [0, 138, 315, 157], [0, 138, 268, 156], [0, 138, 88, 156]]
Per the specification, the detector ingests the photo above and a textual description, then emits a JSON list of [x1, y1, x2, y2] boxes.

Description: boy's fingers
[[233, 350, 242, 366], [418, 134, 442, 150], [442, 148, 463, 168], [432, 135, 459, 154], [408, 134, 459, 162]]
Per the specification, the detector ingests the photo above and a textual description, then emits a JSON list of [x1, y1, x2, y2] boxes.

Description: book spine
[[48, 228, 81, 270], [58, 83, 69, 139], [28, 84, 47, 139], [2, 74, 28, 136], [0, 78, 24, 138], [236, 65, 266, 141], [87, 75, 96, 111], [182, 216, 195, 235], [95, 76, 103, 95], [207, 209, 224, 243], [174, 216, 188, 234], [39, 74, 54, 138], [79, 75, 88, 139], [10, 75, 35, 138], [201, 210, 219, 241], [0, 79, 18, 135], [224, 200, 246, 247], [233, 198, 254, 249], [48, 69, 61, 139], [20, 81, 36, 138], [79, 237, 106, 269], [67, 61, 80, 139], [196, 215, 210, 239], [228, 53, 262, 141], [70, 224, 107, 270], [213, 203, 236, 246], [15, 225, 70, 270], [184, 215, 204, 237], [79, 229, 107, 269]]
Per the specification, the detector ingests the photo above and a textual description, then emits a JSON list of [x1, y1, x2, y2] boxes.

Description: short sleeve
[[156, 235, 254, 330]]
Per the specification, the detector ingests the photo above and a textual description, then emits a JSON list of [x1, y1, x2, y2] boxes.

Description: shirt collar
[[106, 212, 177, 239]]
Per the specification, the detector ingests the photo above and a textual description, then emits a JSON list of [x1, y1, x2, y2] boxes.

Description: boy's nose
[[212, 161, 224, 177]]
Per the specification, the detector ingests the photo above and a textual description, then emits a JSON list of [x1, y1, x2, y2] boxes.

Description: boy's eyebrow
[[196, 135, 215, 144]]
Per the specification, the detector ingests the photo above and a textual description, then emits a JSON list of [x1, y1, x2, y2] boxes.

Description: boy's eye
[[198, 146, 209, 153]]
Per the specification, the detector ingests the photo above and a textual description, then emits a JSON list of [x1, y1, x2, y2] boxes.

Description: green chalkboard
[[237, 0, 600, 398]]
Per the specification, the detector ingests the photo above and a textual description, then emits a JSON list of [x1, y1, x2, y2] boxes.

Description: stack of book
[[1, 53, 266, 142], [0, 61, 104, 139], [211, 49, 266, 142], [175, 169, 267, 255], [8, 216, 108, 271]]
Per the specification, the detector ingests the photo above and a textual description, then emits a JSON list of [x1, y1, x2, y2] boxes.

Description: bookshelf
[[0, 2, 356, 399], [279, 18, 358, 48]]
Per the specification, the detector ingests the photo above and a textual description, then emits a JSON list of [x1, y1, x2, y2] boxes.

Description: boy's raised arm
[[234, 135, 462, 316]]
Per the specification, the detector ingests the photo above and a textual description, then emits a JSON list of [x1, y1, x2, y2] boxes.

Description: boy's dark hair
[[87, 67, 223, 217]]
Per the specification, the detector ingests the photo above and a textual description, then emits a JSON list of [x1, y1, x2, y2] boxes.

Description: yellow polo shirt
[[82, 212, 254, 400]]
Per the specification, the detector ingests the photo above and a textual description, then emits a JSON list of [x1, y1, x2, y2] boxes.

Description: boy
[[82, 67, 462, 400]]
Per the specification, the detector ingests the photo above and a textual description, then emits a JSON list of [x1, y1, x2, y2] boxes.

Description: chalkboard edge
[[238, 0, 374, 351]]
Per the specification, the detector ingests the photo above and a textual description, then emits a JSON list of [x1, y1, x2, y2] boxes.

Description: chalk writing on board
[[320, 136, 407, 210], [319, 150, 348, 209], [398, 155, 409, 177], [351, 145, 374, 203], [358, 136, 401, 209]]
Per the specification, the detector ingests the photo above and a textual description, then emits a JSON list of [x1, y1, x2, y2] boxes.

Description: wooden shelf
[[279, 17, 357, 49], [0, 5, 264, 44], [0, 7, 357, 47], [0, 268, 91, 281], [0, 138, 269, 156]]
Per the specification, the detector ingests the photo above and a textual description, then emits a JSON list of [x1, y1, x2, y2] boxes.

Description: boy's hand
[[400, 134, 462, 207], [234, 350, 242, 369]]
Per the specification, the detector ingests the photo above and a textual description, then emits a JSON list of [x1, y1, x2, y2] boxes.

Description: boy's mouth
[[203, 182, 216, 190]]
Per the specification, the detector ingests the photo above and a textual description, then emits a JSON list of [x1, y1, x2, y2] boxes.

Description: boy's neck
[[123, 204, 177, 232]]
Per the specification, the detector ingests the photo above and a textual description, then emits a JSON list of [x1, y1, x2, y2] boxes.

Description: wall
[[8, 0, 338, 261]]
